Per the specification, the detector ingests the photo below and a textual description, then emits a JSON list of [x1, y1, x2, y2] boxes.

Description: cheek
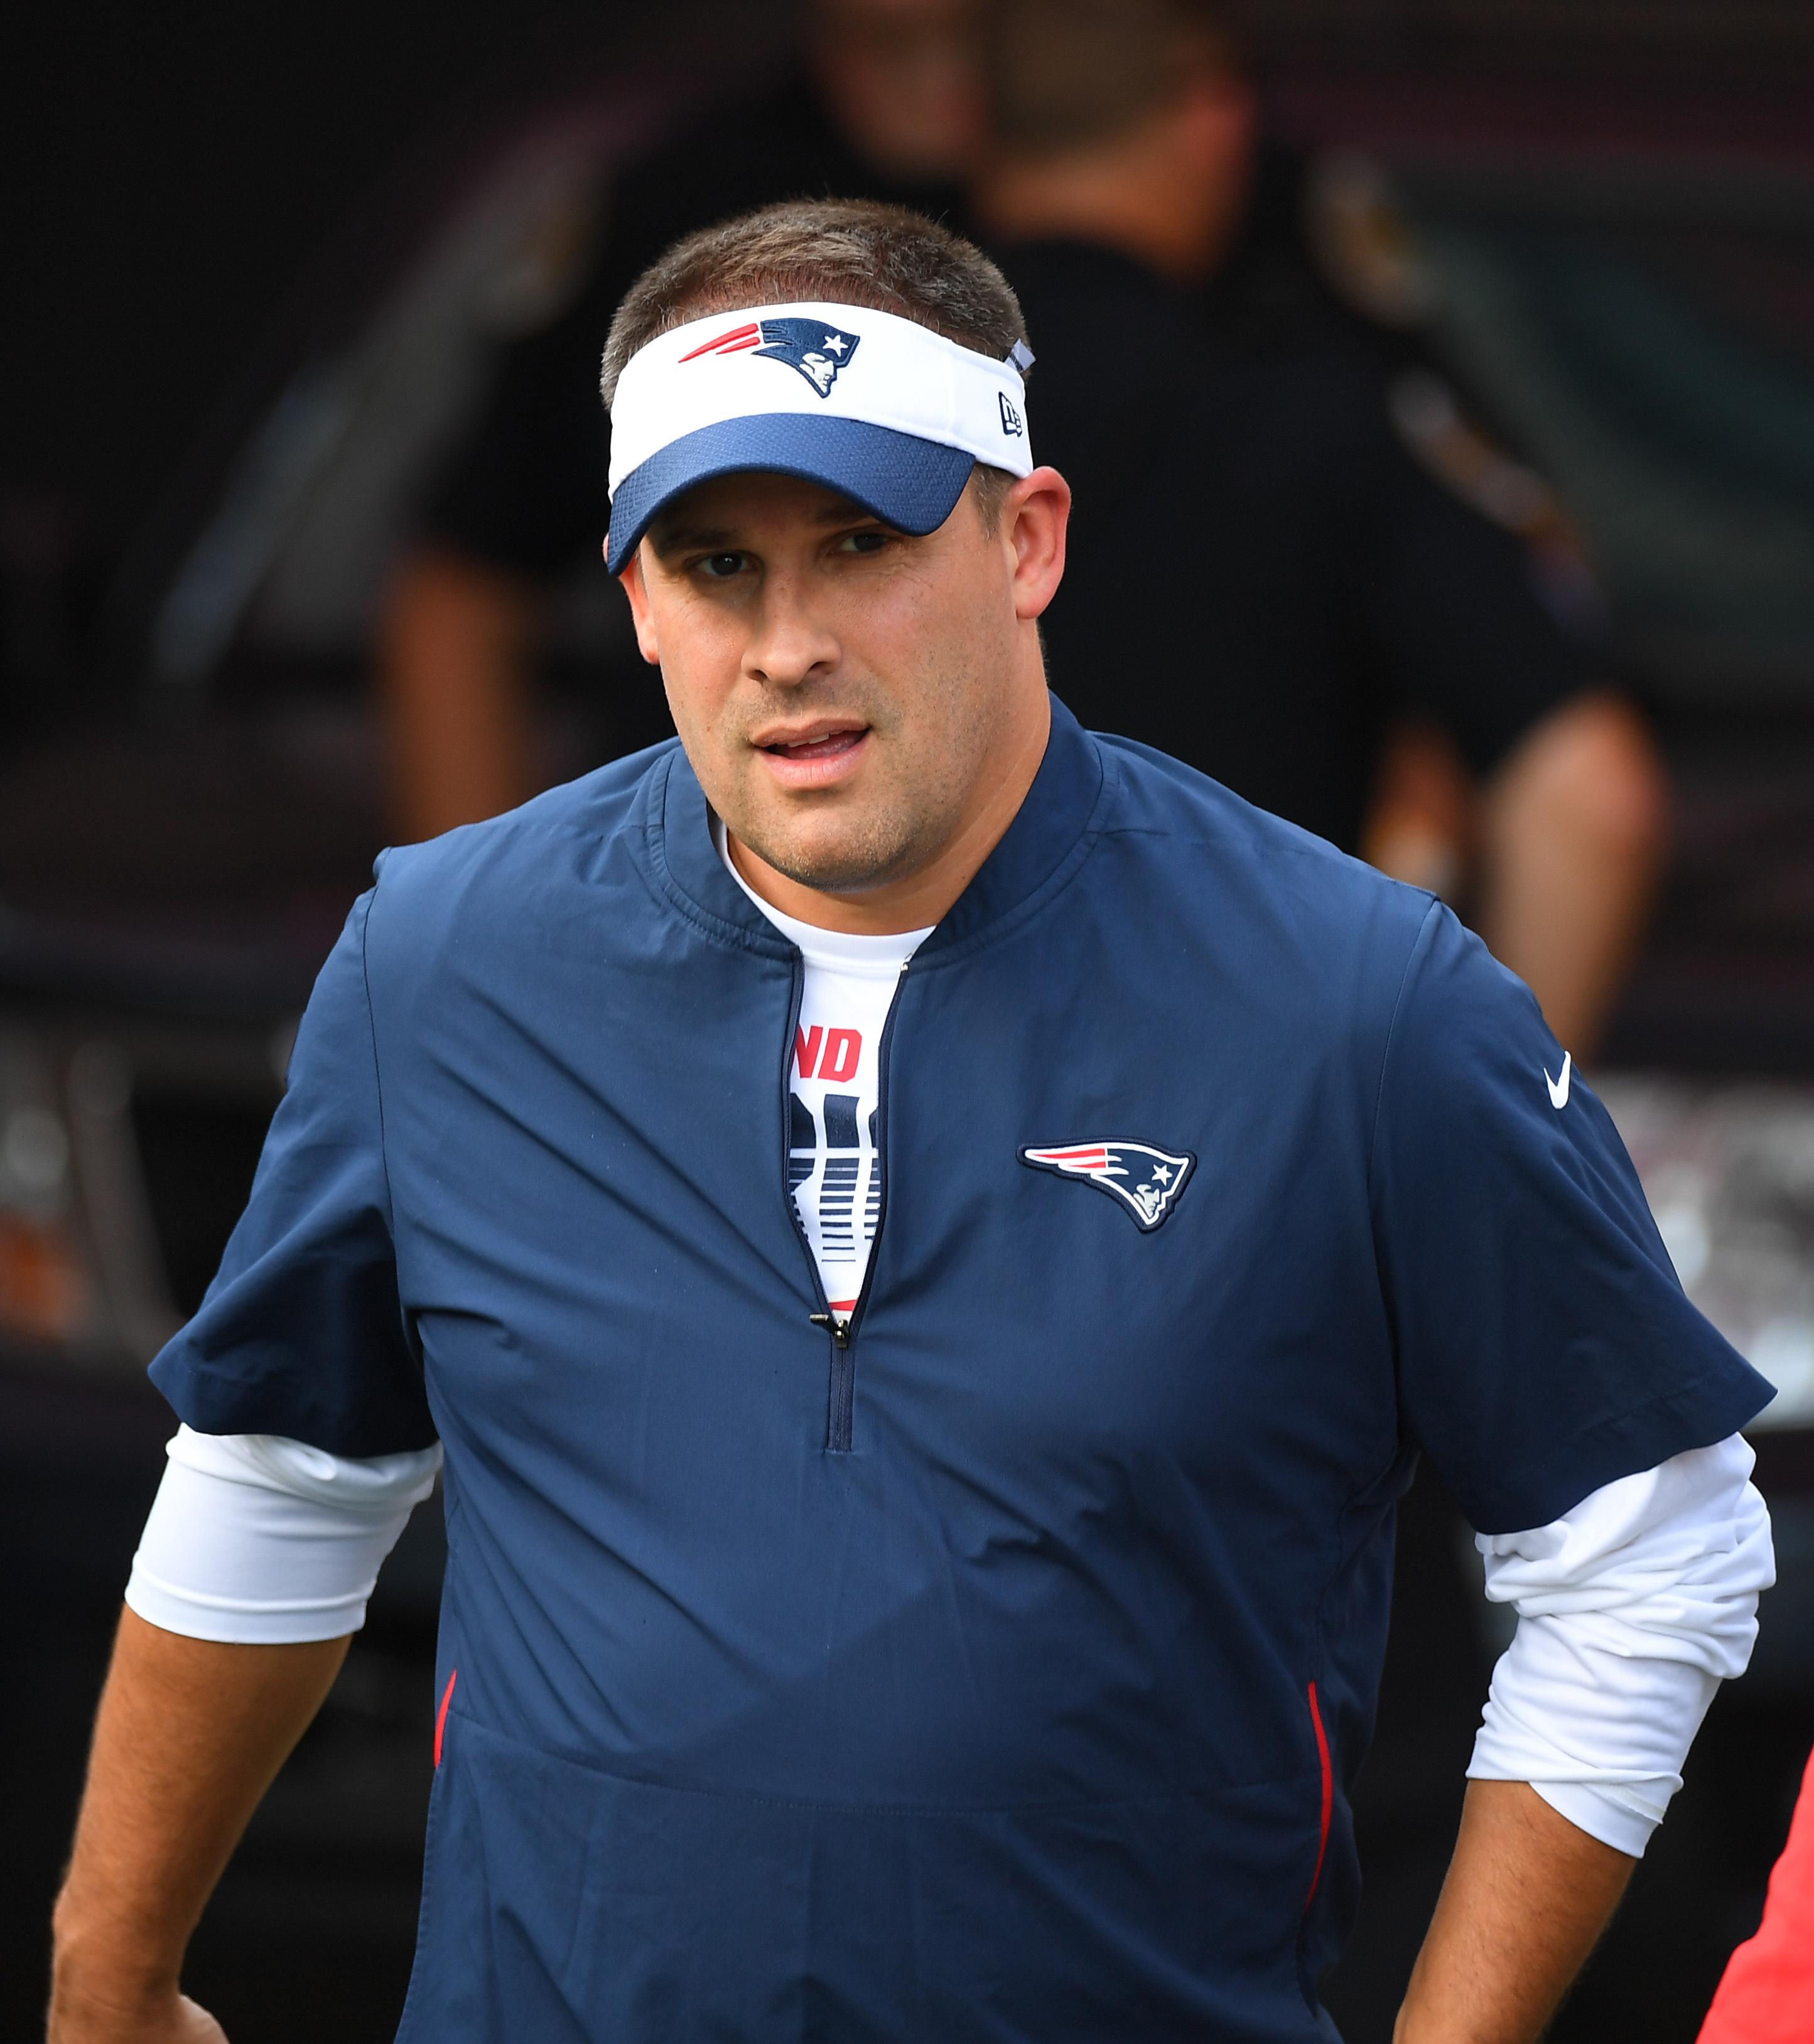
[[910, 564, 1013, 701], [862, 558, 1001, 684], [647, 600, 743, 741]]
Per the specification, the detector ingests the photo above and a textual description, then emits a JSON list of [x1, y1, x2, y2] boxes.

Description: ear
[[615, 546, 663, 667], [1005, 466, 1071, 623]]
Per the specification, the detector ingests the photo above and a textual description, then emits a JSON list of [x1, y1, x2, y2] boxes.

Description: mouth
[[755, 723, 870, 761], [751, 722, 872, 788]]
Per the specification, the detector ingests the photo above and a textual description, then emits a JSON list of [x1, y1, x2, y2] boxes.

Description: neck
[[727, 667, 1052, 938]]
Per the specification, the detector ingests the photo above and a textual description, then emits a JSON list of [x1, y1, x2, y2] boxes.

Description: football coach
[[53, 201, 1774, 2044]]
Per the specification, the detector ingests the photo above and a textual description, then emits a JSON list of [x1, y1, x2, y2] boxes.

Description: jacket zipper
[[788, 955, 911, 1453]]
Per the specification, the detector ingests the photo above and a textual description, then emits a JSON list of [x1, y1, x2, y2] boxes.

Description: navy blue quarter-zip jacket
[[153, 699, 1768, 2042]]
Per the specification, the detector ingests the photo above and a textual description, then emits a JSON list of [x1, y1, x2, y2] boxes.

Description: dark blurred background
[[5, 3, 1813, 2040]]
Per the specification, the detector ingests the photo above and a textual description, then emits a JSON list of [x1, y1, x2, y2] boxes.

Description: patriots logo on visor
[[679, 318, 862, 398], [1020, 1139, 1196, 1232]]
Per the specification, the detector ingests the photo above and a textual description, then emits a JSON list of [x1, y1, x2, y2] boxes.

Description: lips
[[751, 721, 872, 788], [760, 729, 867, 762]]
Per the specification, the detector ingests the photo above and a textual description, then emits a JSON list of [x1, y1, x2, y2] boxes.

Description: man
[[976, 0, 1665, 1058], [53, 202, 1772, 2043], [384, 0, 985, 842]]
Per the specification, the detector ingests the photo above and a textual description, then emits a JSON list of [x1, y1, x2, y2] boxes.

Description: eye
[[696, 551, 747, 580], [838, 530, 891, 556]]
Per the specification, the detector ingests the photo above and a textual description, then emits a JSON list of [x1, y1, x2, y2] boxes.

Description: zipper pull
[[809, 1311, 851, 1348]]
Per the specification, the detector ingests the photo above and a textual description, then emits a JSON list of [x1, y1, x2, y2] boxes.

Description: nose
[[745, 572, 841, 689]]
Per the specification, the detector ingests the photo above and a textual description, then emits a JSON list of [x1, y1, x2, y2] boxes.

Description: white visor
[[604, 301, 1034, 573]]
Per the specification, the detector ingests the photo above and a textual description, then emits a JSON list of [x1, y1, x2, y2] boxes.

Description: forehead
[[647, 471, 882, 548]]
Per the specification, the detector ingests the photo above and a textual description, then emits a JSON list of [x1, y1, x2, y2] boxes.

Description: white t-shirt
[[716, 826, 931, 1322]]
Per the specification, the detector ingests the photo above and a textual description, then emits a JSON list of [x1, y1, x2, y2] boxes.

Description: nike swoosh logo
[[1546, 1052, 1572, 1110]]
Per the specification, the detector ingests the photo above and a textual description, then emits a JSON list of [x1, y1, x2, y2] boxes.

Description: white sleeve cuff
[[1529, 1780, 1666, 1860], [125, 1426, 441, 1645], [1464, 1434, 1773, 1856], [1466, 1631, 1720, 1856]]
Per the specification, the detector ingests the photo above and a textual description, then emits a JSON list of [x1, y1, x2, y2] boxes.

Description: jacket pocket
[[433, 1667, 458, 1768], [1304, 1681, 1333, 1911], [393, 1699, 457, 2044]]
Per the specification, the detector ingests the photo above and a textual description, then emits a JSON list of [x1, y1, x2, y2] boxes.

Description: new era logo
[[999, 391, 1025, 437], [1020, 1139, 1196, 1231]]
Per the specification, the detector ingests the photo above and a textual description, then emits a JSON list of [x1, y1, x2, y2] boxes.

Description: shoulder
[[1088, 728, 1439, 1005], [364, 741, 679, 962], [1093, 728, 1412, 893]]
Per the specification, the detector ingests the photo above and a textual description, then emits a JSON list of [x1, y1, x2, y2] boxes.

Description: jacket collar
[[639, 694, 1109, 964]]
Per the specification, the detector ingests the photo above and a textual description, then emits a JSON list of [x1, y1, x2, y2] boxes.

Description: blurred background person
[[380, 0, 986, 843], [975, 0, 1666, 1061]]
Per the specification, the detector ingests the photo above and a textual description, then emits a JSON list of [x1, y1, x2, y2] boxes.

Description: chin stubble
[[735, 793, 930, 896]]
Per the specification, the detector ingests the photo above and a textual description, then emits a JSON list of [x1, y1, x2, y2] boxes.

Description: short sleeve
[[1371, 903, 1772, 1534], [148, 884, 435, 1456], [1361, 408, 1590, 775]]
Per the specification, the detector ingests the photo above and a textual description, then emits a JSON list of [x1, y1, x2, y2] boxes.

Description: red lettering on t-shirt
[[823, 1028, 861, 1084], [795, 1025, 824, 1077]]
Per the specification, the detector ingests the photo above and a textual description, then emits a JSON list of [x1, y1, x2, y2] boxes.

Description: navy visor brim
[[606, 416, 976, 575]]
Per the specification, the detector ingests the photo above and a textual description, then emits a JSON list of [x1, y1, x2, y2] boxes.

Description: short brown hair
[[986, 0, 1243, 157], [600, 198, 1032, 529], [601, 198, 1028, 404]]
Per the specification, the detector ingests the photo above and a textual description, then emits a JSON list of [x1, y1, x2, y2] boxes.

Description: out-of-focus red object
[[0, 1211, 87, 1344], [1699, 1743, 1814, 2043]]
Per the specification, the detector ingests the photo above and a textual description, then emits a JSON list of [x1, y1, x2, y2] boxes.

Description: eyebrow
[[648, 497, 894, 556], [648, 522, 737, 555]]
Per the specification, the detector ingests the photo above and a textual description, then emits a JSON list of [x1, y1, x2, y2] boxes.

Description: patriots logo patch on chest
[[1019, 1139, 1197, 1231], [679, 318, 861, 397]]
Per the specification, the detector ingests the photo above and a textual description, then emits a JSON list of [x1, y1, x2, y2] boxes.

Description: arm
[[1366, 901, 1773, 2036], [378, 547, 541, 842], [55, 885, 438, 2035], [50, 1611, 348, 2042], [1473, 691, 1668, 1060], [1395, 1777, 1634, 2044], [1361, 693, 1668, 1059], [1356, 379, 1668, 1058], [51, 1425, 439, 2040], [1401, 1436, 1773, 2041]]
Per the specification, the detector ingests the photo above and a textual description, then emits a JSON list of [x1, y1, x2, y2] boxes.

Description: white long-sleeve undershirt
[[126, 1426, 441, 1643], [125, 1428, 1772, 1857], [1466, 1430, 1773, 1855]]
